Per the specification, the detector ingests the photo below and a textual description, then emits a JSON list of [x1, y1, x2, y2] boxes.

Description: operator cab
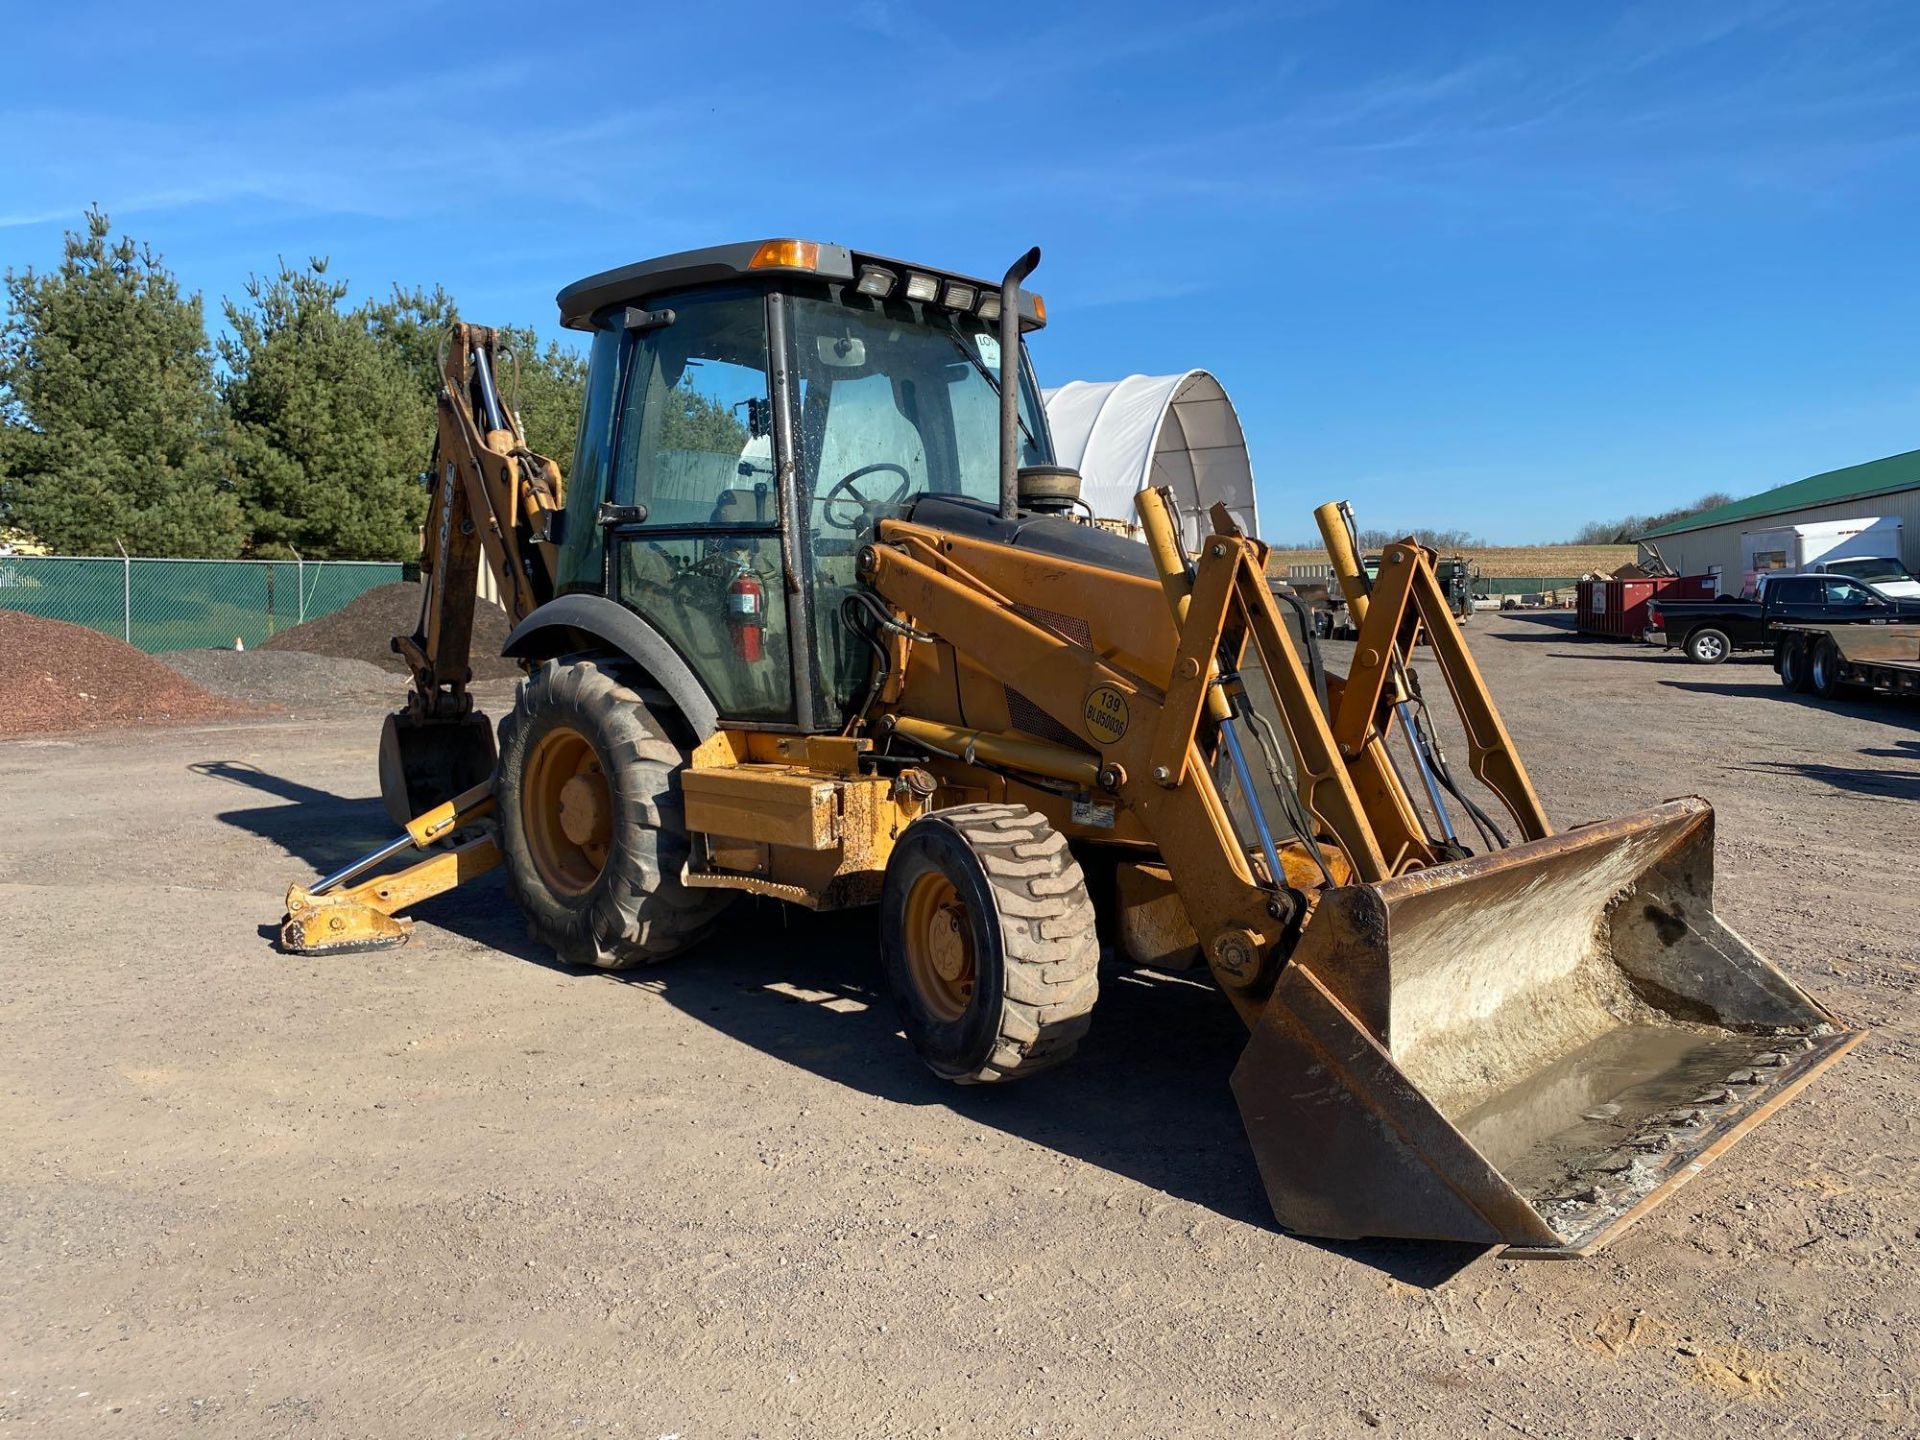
[[555, 240, 1054, 732]]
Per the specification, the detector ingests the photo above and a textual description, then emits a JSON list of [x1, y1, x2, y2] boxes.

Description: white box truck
[[1739, 516, 1914, 597]]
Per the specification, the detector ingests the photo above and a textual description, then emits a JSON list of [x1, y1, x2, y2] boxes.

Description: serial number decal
[[1070, 794, 1117, 829], [1083, 684, 1130, 745]]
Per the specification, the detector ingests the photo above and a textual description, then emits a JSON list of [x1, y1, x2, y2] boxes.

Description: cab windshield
[[788, 283, 1051, 722], [789, 285, 1049, 521]]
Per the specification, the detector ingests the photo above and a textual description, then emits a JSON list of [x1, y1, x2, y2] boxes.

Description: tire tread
[[498, 658, 731, 970], [929, 803, 1099, 1083]]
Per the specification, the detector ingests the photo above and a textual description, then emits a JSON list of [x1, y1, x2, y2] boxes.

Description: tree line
[[1268, 526, 1489, 551], [1355, 526, 1483, 551], [1563, 493, 1738, 545], [0, 208, 585, 559], [1274, 502, 1749, 552]]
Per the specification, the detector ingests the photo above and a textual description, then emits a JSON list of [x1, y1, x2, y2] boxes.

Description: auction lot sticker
[[1083, 684, 1130, 744]]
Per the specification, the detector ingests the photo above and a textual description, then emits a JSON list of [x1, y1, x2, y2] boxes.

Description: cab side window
[[613, 294, 777, 524], [610, 290, 793, 721], [555, 326, 623, 594]]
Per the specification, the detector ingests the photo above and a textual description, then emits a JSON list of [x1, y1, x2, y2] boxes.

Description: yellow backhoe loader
[[282, 240, 1859, 1256]]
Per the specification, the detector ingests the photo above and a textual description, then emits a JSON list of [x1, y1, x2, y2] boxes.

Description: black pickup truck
[[1646, 573, 1920, 663]]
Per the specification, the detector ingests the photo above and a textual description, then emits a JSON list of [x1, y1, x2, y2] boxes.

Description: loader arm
[[862, 487, 1496, 1007], [860, 490, 1450, 1021], [862, 528, 1308, 1018]]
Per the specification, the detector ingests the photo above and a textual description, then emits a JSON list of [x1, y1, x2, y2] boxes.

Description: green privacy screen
[[0, 556, 403, 652]]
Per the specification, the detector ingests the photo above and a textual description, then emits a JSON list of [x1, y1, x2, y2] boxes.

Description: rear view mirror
[[816, 334, 866, 368]]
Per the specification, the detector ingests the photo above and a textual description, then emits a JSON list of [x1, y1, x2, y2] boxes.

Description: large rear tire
[[497, 658, 732, 969], [881, 803, 1098, 1084]]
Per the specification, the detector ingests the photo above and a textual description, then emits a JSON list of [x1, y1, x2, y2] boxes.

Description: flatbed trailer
[[1774, 620, 1920, 701]]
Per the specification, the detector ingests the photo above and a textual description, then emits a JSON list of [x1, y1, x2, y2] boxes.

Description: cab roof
[[556, 239, 1046, 333]]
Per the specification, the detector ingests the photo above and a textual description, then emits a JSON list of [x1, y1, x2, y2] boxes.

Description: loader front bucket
[[378, 709, 497, 828], [1232, 797, 1861, 1256]]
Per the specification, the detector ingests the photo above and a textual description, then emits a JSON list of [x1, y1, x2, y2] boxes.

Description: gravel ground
[[1, 612, 1915, 1438], [0, 612, 250, 737], [160, 648, 408, 713], [261, 582, 520, 680]]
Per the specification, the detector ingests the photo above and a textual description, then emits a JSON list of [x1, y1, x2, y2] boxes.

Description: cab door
[[604, 287, 796, 722], [1822, 576, 1895, 622]]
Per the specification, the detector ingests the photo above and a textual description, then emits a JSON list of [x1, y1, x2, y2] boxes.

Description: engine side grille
[[1003, 603, 1097, 754]]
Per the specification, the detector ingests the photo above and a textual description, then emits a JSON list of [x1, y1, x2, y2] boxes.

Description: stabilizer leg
[[281, 781, 501, 956]]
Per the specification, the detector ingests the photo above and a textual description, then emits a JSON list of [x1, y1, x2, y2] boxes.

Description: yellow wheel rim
[[523, 724, 612, 897], [902, 870, 976, 1022]]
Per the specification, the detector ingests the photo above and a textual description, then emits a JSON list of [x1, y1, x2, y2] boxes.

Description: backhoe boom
[[379, 324, 567, 826]]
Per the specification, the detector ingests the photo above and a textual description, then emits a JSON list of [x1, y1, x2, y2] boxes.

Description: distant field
[[1264, 543, 1637, 580]]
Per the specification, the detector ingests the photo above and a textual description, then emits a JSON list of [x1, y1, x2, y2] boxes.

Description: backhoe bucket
[[1232, 798, 1861, 1256], [378, 709, 497, 828]]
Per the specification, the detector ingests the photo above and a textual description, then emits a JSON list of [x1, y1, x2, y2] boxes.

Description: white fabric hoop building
[[1043, 371, 1258, 548]]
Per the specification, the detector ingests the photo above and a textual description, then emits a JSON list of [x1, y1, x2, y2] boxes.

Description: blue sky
[[6, 0, 1919, 542]]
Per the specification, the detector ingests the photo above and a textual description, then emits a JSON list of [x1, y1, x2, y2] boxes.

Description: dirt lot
[[2, 613, 1915, 1438]]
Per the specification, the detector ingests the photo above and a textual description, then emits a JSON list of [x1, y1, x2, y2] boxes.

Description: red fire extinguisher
[[727, 564, 765, 663]]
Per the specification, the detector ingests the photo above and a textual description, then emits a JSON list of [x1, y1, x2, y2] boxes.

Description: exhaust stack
[[998, 247, 1041, 519]]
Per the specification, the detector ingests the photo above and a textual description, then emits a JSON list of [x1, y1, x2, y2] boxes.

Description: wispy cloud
[[17, 1, 1907, 255], [0, 60, 694, 238], [1608, 0, 1800, 73], [1067, 275, 1213, 309]]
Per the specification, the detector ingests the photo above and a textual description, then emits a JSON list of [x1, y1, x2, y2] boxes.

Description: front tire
[[881, 804, 1098, 1083], [497, 658, 732, 969], [1685, 627, 1731, 665]]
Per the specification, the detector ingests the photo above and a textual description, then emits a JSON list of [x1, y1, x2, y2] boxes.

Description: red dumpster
[[1576, 575, 1714, 638]]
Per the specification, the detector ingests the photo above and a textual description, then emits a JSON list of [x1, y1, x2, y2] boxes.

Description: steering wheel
[[821, 462, 912, 531]]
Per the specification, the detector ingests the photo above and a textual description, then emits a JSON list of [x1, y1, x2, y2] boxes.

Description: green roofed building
[[1637, 448, 1920, 593]]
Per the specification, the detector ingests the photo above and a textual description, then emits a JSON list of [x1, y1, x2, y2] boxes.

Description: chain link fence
[[0, 555, 403, 652], [1481, 575, 1582, 595]]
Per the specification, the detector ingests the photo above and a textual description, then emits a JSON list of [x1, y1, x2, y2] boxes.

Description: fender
[[501, 592, 719, 739]]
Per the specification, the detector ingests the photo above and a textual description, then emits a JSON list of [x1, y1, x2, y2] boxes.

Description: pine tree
[[0, 207, 243, 556], [221, 259, 433, 559], [660, 378, 749, 454], [496, 325, 588, 466], [360, 285, 587, 470], [361, 284, 457, 405]]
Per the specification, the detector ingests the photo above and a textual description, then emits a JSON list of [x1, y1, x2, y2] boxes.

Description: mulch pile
[[261, 582, 521, 680], [0, 612, 255, 738]]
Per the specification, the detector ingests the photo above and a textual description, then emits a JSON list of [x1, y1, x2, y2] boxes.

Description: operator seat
[[710, 485, 773, 528]]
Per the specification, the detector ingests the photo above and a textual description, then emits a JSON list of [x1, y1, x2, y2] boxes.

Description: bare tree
[[1567, 493, 1737, 545]]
